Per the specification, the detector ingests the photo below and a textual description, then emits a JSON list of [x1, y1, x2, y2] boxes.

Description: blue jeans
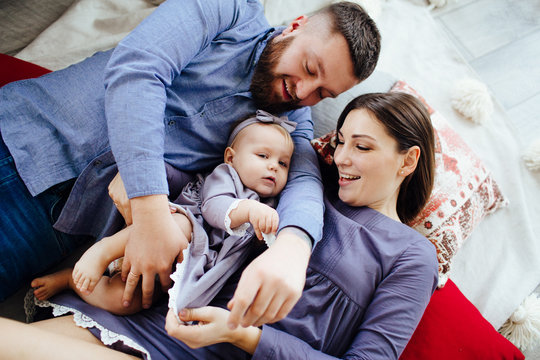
[[0, 135, 92, 301]]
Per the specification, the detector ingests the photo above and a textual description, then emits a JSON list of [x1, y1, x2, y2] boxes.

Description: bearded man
[[0, 0, 380, 328]]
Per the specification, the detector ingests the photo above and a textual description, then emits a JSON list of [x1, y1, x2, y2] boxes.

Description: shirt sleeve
[[276, 106, 324, 245], [253, 240, 438, 359], [104, 0, 246, 198]]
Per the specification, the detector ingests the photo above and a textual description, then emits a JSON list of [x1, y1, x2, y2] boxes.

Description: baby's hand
[[247, 202, 279, 240]]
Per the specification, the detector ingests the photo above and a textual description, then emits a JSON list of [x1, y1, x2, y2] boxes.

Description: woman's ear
[[224, 147, 235, 165], [399, 146, 420, 176], [281, 15, 308, 36]]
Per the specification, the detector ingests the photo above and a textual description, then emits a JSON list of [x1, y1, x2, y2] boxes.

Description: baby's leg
[[32, 268, 155, 315], [172, 212, 192, 240], [171, 212, 192, 262], [75, 272, 147, 315], [31, 269, 73, 301], [72, 228, 130, 294]]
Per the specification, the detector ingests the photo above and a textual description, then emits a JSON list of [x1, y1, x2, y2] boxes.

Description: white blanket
[[15, 0, 540, 329]]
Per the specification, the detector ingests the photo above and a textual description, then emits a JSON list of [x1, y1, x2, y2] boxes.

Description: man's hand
[[121, 194, 189, 309], [108, 172, 132, 225], [227, 229, 311, 328]]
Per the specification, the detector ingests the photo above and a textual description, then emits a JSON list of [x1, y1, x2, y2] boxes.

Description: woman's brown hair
[[335, 92, 436, 224]]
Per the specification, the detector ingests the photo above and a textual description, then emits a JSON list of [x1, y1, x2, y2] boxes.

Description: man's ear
[[399, 146, 420, 177], [281, 15, 308, 36], [224, 147, 235, 165]]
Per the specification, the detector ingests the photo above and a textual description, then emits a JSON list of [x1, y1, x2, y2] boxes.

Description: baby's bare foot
[[31, 268, 72, 300], [72, 241, 114, 295]]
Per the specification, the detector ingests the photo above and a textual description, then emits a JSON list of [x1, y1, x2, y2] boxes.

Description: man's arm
[[227, 106, 324, 327], [103, 0, 246, 308]]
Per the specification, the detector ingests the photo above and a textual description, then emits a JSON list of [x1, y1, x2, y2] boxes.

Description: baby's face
[[227, 124, 294, 198]]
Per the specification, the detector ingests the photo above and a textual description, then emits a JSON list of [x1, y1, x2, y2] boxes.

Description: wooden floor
[[433, 0, 540, 149]]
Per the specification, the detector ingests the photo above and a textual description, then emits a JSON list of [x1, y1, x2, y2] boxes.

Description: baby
[[31, 110, 296, 315]]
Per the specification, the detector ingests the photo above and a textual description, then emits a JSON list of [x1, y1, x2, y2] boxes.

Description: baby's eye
[[257, 153, 268, 159], [279, 161, 288, 168]]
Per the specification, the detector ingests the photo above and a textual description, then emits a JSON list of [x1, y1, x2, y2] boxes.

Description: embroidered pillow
[[311, 81, 508, 285]]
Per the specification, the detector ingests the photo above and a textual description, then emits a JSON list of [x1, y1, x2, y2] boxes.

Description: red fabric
[[0, 53, 51, 87], [401, 279, 524, 360]]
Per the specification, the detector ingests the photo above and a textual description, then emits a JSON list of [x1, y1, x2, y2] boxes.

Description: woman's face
[[334, 109, 406, 216]]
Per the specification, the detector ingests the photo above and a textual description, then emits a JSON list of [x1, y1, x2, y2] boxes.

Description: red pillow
[[400, 279, 524, 360], [0, 53, 51, 87]]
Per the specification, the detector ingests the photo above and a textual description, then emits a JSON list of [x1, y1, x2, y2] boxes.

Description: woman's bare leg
[[0, 316, 140, 360]]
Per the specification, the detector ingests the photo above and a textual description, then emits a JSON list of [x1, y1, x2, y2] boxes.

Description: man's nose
[[295, 77, 319, 102]]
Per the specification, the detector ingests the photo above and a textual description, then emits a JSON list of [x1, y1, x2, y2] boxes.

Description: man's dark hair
[[317, 1, 381, 81]]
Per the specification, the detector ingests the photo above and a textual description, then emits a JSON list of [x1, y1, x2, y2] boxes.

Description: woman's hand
[[165, 307, 261, 354], [108, 172, 132, 225]]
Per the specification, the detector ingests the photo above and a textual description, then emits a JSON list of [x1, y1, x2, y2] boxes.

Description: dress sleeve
[[276, 106, 324, 245], [253, 240, 438, 359], [104, 0, 246, 198], [200, 164, 256, 233]]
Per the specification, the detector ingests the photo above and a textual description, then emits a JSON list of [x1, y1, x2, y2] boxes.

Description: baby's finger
[[253, 224, 263, 240]]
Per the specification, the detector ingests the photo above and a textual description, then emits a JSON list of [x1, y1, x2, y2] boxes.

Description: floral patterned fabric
[[310, 81, 508, 285]]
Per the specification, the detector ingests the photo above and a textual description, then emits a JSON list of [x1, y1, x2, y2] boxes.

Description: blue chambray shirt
[[0, 0, 323, 242]]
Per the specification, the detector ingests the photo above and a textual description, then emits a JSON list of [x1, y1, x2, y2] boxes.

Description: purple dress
[[167, 163, 275, 318], [35, 192, 438, 360]]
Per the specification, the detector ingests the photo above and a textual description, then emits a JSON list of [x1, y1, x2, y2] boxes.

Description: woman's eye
[[305, 63, 315, 76], [335, 139, 344, 146], [356, 145, 369, 151]]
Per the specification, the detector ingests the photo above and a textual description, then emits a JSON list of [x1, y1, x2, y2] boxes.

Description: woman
[[0, 92, 438, 359]]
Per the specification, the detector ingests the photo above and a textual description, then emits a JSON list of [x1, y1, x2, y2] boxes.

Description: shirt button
[[93, 160, 102, 166], [168, 120, 175, 125]]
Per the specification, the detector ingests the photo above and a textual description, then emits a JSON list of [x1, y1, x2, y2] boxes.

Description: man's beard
[[250, 36, 301, 114]]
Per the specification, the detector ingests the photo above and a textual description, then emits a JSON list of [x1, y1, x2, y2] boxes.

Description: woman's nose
[[334, 146, 350, 166]]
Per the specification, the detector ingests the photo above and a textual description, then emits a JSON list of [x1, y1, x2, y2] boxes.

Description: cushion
[[311, 80, 508, 285], [0, 54, 51, 87], [400, 279, 524, 359]]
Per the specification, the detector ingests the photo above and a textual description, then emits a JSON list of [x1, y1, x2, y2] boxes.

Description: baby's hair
[[228, 113, 294, 150]]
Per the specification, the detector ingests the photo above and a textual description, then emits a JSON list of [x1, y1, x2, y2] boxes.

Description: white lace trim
[[34, 298, 151, 360], [168, 245, 191, 323], [224, 199, 250, 236], [262, 232, 276, 247]]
